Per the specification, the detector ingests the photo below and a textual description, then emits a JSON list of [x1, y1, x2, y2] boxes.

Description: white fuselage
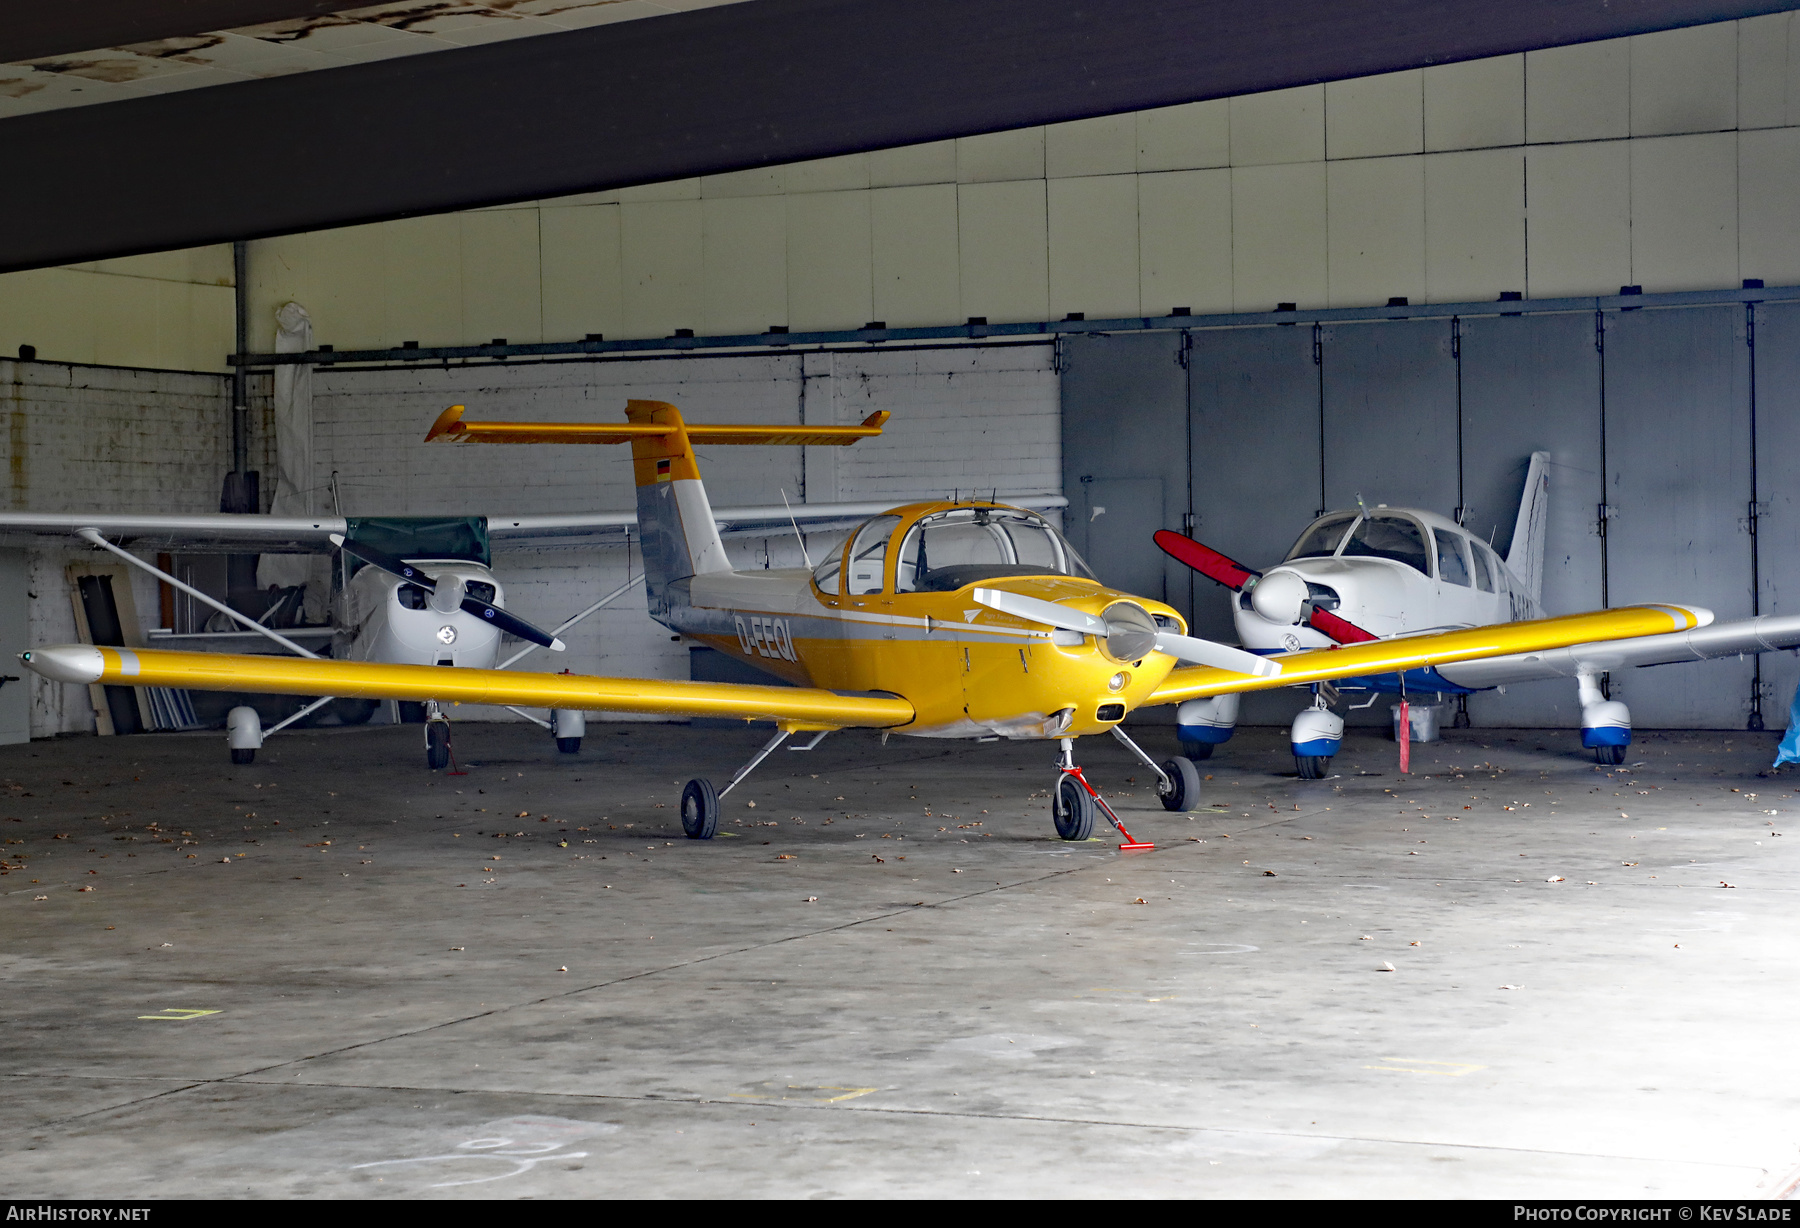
[[342, 559, 506, 668], [1234, 507, 1537, 653]]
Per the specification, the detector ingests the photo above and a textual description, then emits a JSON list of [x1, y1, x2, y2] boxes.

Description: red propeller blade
[[1153, 530, 1260, 591], [1308, 606, 1379, 644]]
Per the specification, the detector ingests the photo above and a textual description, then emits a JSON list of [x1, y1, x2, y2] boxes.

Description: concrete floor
[[2, 718, 1798, 1199]]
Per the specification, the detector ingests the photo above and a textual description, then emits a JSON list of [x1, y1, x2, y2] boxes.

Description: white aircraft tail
[[1505, 451, 1551, 609]]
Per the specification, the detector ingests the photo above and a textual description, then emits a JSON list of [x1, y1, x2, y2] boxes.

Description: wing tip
[[424, 404, 467, 443]]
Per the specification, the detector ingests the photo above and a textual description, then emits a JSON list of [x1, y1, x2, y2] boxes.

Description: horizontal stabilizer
[[426, 403, 889, 446]]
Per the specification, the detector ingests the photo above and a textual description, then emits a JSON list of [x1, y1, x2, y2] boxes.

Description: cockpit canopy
[[1283, 509, 1508, 594], [813, 506, 1095, 595]]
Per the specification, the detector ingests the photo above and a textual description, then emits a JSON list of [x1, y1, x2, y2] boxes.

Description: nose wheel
[[1053, 737, 1154, 849]]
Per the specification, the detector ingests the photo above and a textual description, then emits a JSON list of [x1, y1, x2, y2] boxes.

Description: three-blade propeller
[[972, 588, 1280, 678], [330, 534, 565, 651], [1152, 529, 1378, 646]]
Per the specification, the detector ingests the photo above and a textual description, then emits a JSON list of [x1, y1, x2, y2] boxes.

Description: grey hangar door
[[1060, 300, 1772, 731]]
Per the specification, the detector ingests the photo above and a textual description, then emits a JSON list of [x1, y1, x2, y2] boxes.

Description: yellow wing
[[1146, 604, 1711, 706], [22, 646, 913, 732]]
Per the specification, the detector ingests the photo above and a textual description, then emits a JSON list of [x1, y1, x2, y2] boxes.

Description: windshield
[[845, 515, 901, 595], [1341, 513, 1429, 574], [1286, 513, 1358, 561], [896, 508, 1095, 593], [810, 537, 846, 594]]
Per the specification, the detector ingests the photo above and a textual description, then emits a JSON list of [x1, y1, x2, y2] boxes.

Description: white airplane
[[1158, 452, 1800, 776], [0, 459, 1066, 768]]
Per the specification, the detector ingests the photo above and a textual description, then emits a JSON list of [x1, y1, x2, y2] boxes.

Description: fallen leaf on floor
[[1262, 870, 1277, 876], [1499, 984, 1521, 990], [1378, 962, 1395, 972], [1546, 876, 1564, 882], [1720, 880, 1736, 888], [1133, 898, 1147, 904], [803, 896, 818, 902]]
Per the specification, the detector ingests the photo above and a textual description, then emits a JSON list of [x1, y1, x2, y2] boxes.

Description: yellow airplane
[[19, 400, 1713, 847]]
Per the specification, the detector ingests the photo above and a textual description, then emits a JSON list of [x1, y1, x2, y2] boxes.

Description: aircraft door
[[1079, 478, 1165, 599]]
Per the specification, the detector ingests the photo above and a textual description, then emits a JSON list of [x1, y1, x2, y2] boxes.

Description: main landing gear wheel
[[425, 722, 450, 770], [1159, 756, 1203, 812], [556, 737, 582, 754], [1296, 756, 1331, 779], [1053, 774, 1095, 841], [681, 778, 720, 840], [1593, 743, 1627, 766], [230, 748, 255, 766]]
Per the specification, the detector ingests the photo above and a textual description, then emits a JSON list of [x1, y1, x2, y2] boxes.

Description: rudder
[[1505, 451, 1551, 612]]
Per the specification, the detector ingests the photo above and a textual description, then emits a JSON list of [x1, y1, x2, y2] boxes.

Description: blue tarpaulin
[[1775, 680, 1800, 769]]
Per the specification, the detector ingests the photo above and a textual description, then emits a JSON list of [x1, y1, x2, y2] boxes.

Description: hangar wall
[[231, 14, 1800, 355], [0, 358, 275, 736], [4, 15, 1798, 370], [1061, 297, 1800, 732]]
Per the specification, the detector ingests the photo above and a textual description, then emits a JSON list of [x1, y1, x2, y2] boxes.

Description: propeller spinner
[[972, 588, 1280, 678], [330, 534, 565, 651], [1152, 529, 1377, 646]]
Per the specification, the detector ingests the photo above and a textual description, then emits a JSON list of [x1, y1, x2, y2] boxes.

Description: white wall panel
[[1231, 162, 1327, 310], [870, 184, 960, 328], [1738, 11, 1800, 129], [1740, 127, 1800, 286], [382, 214, 463, 349], [786, 190, 872, 331], [1229, 85, 1325, 167], [1326, 69, 1424, 160], [460, 208, 542, 345], [957, 128, 1045, 183], [539, 204, 624, 342], [1424, 54, 1524, 152], [702, 195, 787, 334], [785, 153, 871, 194], [1526, 40, 1631, 144], [1525, 142, 1631, 299], [1327, 155, 1425, 307], [1631, 23, 1738, 136], [1137, 168, 1232, 315], [1424, 148, 1525, 303], [1136, 99, 1229, 172], [1047, 175, 1140, 319], [1629, 133, 1738, 291], [957, 179, 1049, 323], [621, 199, 703, 338], [868, 140, 958, 188], [1046, 114, 1137, 178]]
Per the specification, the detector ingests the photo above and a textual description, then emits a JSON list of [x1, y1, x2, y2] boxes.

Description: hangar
[[2, 0, 1799, 1199]]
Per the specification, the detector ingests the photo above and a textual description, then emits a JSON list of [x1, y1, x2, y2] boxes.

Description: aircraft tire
[[1593, 743, 1627, 766], [230, 748, 255, 766], [556, 737, 582, 754], [332, 698, 378, 726], [1053, 775, 1095, 841], [426, 722, 450, 770], [1295, 755, 1331, 779], [1159, 756, 1203, 812], [1178, 740, 1215, 761], [681, 778, 720, 840]]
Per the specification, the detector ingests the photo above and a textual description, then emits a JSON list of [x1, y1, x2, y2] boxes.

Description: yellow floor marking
[[138, 1009, 221, 1021], [1363, 1058, 1485, 1076], [728, 1084, 879, 1104]]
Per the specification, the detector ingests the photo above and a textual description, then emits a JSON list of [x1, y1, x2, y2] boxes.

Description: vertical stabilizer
[[1505, 451, 1551, 611], [627, 400, 730, 620]]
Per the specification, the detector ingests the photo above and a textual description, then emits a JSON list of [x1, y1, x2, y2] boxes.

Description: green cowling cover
[[343, 516, 490, 567]]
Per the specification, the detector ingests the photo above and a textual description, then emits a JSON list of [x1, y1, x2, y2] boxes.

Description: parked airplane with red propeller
[[1157, 452, 1800, 775]]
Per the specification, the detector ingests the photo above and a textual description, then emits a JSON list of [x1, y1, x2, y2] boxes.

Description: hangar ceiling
[[1, 0, 1791, 273]]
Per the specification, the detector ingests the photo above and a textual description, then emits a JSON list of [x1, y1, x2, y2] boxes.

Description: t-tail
[[1505, 450, 1551, 613], [425, 399, 889, 624]]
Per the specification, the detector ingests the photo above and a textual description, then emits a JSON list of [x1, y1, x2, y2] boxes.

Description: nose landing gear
[[1053, 736, 1156, 850]]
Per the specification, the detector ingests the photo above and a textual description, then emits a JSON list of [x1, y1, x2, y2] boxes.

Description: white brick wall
[[1, 359, 274, 735]]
